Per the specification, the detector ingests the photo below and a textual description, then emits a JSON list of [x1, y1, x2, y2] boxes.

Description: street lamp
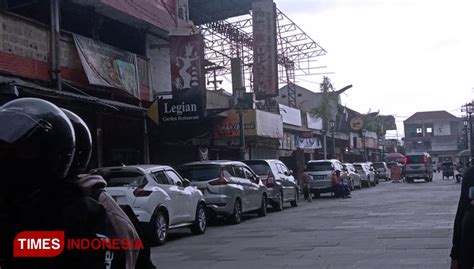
[[329, 119, 335, 159], [462, 103, 474, 161], [463, 118, 469, 150]]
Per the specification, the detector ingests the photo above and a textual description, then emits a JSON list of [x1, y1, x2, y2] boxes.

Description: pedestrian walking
[[302, 172, 312, 202], [450, 164, 474, 269]]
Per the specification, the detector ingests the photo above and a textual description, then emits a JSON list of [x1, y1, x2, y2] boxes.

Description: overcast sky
[[273, 0, 474, 138]]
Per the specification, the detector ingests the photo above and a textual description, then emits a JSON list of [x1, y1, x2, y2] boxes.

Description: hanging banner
[[296, 136, 322, 149], [157, 34, 206, 124], [252, 0, 278, 100], [73, 34, 139, 97]]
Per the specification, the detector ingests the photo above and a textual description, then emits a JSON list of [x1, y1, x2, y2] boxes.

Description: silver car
[[177, 161, 268, 224], [342, 163, 363, 190], [353, 163, 376, 187], [373, 162, 392, 181], [305, 159, 344, 198], [244, 159, 299, 211]]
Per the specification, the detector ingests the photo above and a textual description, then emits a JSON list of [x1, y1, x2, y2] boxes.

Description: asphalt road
[[151, 172, 460, 269]]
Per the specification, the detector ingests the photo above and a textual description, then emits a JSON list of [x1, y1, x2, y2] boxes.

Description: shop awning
[[0, 75, 146, 112]]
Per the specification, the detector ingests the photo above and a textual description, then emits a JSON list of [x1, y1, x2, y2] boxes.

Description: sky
[[272, 0, 474, 139]]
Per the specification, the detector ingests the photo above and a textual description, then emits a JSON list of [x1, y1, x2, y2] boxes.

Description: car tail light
[[266, 171, 275, 188], [403, 157, 408, 165], [422, 156, 428, 163], [209, 170, 228, 186], [133, 188, 153, 197]]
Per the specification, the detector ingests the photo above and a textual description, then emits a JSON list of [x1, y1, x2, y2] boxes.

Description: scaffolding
[[200, 8, 327, 108]]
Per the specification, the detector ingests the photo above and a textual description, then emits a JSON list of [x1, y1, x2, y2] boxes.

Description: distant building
[[403, 111, 462, 162]]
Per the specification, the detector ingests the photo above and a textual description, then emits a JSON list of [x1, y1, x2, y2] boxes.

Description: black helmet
[[62, 109, 92, 177], [0, 98, 75, 182]]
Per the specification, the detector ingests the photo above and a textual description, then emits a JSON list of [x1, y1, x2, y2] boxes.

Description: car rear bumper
[[203, 194, 234, 215]]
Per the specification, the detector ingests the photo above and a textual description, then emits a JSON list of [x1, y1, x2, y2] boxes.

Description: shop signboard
[[156, 34, 206, 124], [73, 34, 139, 97], [252, 0, 278, 100], [279, 104, 302, 126], [307, 113, 323, 130], [214, 109, 283, 139]]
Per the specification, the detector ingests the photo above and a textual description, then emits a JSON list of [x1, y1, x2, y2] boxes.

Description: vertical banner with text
[[158, 34, 206, 124], [252, 0, 278, 100]]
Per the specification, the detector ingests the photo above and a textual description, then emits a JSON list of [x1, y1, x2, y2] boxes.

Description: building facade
[[404, 111, 462, 162]]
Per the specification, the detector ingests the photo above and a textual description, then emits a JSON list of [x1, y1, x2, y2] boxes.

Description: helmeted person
[[451, 164, 474, 269], [62, 108, 147, 269], [0, 98, 109, 268]]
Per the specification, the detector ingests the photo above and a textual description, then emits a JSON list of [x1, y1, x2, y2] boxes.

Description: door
[[241, 166, 261, 210], [277, 162, 294, 201], [164, 169, 193, 224], [233, 165, 254, 212]]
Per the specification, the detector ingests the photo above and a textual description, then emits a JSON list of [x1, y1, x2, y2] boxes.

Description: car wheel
[[290, 191, 298, 207], [258, 195, 267, 217], [273, 191, 284, 211], [151, 210, 168, 246], [229, 199, 242, 225], [191, 204, 207, 235], [313, 191, 321, 199]]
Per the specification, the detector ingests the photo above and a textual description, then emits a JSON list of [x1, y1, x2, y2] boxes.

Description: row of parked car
[[303, 159, 392, 198], [90, 159, 394, 246], [90, 159, 299, 245]]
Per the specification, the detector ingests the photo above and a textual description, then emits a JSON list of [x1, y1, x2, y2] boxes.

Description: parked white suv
[[91, 165, 207, 245], [305, 159, 344, 198]]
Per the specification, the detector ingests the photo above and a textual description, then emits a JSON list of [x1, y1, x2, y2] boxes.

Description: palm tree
[[310, 77, 352, 159]]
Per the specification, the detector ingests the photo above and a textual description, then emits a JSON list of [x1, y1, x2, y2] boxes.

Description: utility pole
[[322, 129, 327, 159], [238, 102, 246, 161], [50, 0, 61, 91]]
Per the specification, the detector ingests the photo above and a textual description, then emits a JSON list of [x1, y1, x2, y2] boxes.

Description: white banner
[[296, 136, 322, 149]]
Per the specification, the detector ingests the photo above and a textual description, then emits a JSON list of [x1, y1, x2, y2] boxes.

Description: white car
[[91, 165, 207, 245], [353, 163, 376, 187]]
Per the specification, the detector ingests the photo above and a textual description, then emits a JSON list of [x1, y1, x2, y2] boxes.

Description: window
[[165, 170, 183, 186], [224, 165, 235, 176], [177, 165, 228, 182], [246, 163, 271, 176], [242, 167, 256, 180], [97, 170, 147, 187], [279, 163, 289, 174], [426, 127, 432, 133], [306, 162, 333, 172], [276, 163, 284, 174], [416, 128, 423, 134], [234, 166, 245, 178], [152, 171, 170, 185]]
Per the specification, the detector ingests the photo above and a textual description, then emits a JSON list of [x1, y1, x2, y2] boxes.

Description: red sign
[[14, 231, 65, 258], [252, 0, 278, 100], [101, 0, 177, 31]]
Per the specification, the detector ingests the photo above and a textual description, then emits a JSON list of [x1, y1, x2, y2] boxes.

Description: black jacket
[[451, 166, 474, 268], [0, 182, 108, 269]]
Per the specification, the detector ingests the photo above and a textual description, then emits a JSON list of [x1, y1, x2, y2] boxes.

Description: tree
[[310, 77, 351, 159], [310, 77, 337, 131]]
